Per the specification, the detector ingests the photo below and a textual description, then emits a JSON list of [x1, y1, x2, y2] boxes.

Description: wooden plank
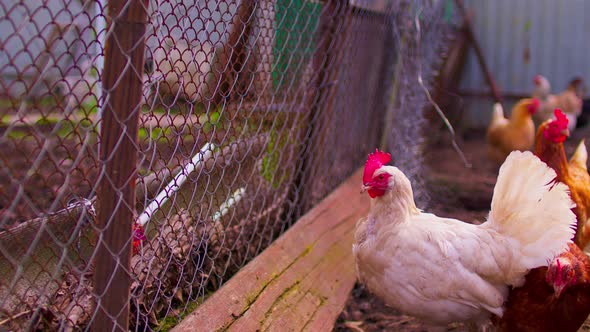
[[172, 168, 369, 332], [92, 1, 149, 330]]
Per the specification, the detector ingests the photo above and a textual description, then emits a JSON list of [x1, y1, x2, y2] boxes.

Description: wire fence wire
[[0, 0, 459, 330], [385, 0, 462, 207]]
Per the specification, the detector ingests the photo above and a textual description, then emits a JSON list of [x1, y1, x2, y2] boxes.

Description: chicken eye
[[377, 174, 384, 180]]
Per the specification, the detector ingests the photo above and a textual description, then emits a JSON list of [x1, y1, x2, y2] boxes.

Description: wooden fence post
[[93, 0, 148, 330]]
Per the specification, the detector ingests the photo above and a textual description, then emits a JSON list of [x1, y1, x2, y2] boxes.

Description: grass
[[0, 98, 15, 108], [199, 110, 221, 134], [138, 126, 173, 142], [1, 114, 98, 140], [5, 130, 28, 139], [0, 96, 60, 109], [79, 97, 98, 115]]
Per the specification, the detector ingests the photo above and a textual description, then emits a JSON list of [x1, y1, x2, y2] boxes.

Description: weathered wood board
[[172, 168, 369, 332]]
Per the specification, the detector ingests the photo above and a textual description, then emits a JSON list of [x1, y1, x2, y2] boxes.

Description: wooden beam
[[171, 168, 369, 332], [210, 0, 256, 104], [454, 0, 502, 103], [92, 0, 148, 330]]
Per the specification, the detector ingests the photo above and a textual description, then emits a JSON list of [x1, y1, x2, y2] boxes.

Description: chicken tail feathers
[[487, 150, 576, 276], [491, 102, 504, 122], [570, 139, 588, 171]]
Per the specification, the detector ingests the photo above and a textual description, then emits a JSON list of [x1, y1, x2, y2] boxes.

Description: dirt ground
[[334, 122, 590, 332]]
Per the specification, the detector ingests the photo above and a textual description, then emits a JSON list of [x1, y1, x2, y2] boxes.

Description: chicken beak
[[360, 184, 370, 194], [553, 284, 565, 298], [561, 128, 570, 137]]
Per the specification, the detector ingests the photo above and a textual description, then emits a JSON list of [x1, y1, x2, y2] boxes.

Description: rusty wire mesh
[[0, 0, 459, 330], [385, 0, 463, 207]]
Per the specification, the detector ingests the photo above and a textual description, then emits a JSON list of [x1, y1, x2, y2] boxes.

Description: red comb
[[132, 223, 146, 254], [527, 98, 540, 114], [363, 149, 391, 183], [544, 109, 569, 143], [554, 109, 568, 127]]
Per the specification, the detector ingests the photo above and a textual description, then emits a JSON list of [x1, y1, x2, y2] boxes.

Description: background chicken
[[534, 109, 590, 250], [531, 75, 585, 131], [556, 78, 585, 131], [532, 75, 558, 127], [576, 98, 590, 128], [486, 98, 539, 164], [353, 149, 575, 328]]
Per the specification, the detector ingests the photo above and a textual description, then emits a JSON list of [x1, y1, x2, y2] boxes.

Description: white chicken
[[353, 149, 576, 328], [532, 74, 557, 127]]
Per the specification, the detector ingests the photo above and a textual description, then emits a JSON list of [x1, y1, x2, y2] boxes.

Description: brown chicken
[[495, 109, 590, 331], [487, 98, 540, 164], [534, 109, 590, 249], [496, 243, 590, 332]]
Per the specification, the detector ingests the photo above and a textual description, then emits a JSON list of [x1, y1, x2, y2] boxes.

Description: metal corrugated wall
[[458, 0, 589, 127]]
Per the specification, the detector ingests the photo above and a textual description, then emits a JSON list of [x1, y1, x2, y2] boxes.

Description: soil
[[334, 123, 590, 332]]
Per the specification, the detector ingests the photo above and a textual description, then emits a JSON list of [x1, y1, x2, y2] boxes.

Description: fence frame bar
[[92, 0, 149, 330]]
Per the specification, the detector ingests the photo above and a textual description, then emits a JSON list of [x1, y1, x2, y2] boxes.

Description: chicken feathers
[[486, 99, 539, 164], [354, 150, 576, 327]]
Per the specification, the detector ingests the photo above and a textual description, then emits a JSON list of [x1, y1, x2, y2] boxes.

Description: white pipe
[[212, 187, 246, 221], [137, 142, 215, 227]]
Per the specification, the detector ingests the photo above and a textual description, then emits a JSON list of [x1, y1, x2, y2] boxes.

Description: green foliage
[[0, 114, 10, 126], [0, 98, 14, 109], [138, 126, 173, 142], [273, 0, 321, 90], [79, 96, 98, 115], [34, 117, 56, 126], [444, 0, 454, 23], [0, 96, 58, 109], [200, 110, 221, 134], [6, 130, 27, 139], [524, 19, 532, 32]]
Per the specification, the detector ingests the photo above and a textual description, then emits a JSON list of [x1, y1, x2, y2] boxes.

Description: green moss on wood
[[220, 245, 313, 331], [260, 280, 302, 327]]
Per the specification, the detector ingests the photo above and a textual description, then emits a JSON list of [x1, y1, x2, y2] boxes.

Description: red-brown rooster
[[534, 109, 590, 250]]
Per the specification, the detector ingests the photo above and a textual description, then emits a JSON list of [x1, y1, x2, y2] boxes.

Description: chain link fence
[[0, 0, 460, 330]]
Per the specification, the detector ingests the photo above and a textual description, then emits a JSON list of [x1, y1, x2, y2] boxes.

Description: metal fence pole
[[93, 0, 148, 330]]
